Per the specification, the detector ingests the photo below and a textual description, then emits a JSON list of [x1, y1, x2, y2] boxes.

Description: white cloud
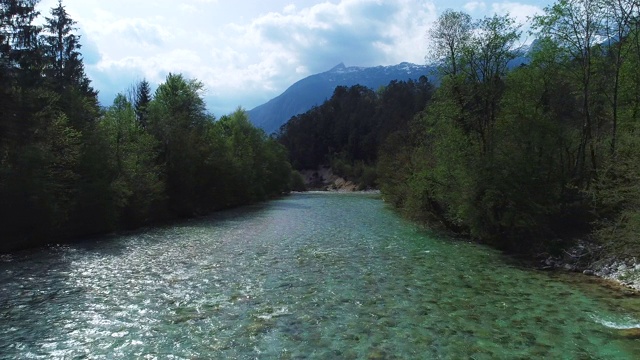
[[35, 0, 549, 114], [491, 2, 543, 26], [464, 2, 487, 12], [179, 4, 198, 13], [243, 0, 436, 72], [284, 4, 297, 14], [82, 0, 438, 113]]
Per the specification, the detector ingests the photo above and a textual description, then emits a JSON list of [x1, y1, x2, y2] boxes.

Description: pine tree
[[41, 0, 97, 131], [0, 0, 42, 144], [135, 79, 151, 129], [42, 0, 95, 96]]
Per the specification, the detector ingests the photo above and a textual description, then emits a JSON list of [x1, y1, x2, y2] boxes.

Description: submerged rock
[[619, 328, 640, 339], [367, 348, 388, 360]]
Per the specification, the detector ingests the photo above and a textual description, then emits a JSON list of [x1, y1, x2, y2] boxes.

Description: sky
[[36, 0, 555, 115]]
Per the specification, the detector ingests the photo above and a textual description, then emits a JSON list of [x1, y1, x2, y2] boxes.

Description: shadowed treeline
[[0, 1, 296, 251]]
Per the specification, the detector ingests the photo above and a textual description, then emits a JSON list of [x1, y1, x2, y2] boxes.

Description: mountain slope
[[248, 62, 435, 134]]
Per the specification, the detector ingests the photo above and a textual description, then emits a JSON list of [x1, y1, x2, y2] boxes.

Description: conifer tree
[[42, 0, 95, 97], [135, 79, 151, 129]]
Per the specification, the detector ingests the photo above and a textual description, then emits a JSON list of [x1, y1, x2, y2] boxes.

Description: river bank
[[293, 165, 640, 294], [299, 166, 377, 192], [297, 182, 640, 294], [540, 242, 640, 293]]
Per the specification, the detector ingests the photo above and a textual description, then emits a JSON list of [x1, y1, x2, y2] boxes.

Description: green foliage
[[377, 132, 412, 208], [42, 114, 82, 229], [375, 8, 587, 252], [217, 108, 292, 204], [289, 170, 306, 192], [590, 129, 640, 257], [98, 94, 165, 227], [41, 0, 98, 130], [375, 4, 640, 256], [7, 0, 640, 263], [278, 79, 433, 186], [134, 79, 151, 128], [428, 9, 472, 76], [147, 73, 213, 216], [331, 154, 377, 189], [0, 88, 82, 244], [71, 128, 120, 235], [0, 3, 295, 251]]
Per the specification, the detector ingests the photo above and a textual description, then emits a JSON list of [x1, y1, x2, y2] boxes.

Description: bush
[[289, 170, 306, 192]]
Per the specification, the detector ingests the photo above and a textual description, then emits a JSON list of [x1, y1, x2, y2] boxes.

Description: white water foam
[[591, 314, 640, 329]]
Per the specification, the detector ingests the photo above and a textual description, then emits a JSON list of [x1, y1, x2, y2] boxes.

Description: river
[[1, 192, 640, 359]]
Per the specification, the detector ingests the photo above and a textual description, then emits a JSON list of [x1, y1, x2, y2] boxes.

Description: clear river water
[[1, 193, 640, 359]]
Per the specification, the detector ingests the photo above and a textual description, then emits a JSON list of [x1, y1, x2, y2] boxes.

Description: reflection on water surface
[[1, 193, 639, 359]]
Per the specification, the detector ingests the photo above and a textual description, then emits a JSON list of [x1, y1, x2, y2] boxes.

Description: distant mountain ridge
[[248, 62, 435, 134]]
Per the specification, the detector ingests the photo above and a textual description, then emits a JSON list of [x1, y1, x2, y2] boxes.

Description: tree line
[[0, 0, 295, 252], [280, 0, 640, 257], [277, 79, 433, 189], [384, 0, 640, 255]]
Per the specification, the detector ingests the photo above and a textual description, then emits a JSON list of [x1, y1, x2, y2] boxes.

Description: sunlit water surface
[[2, 193, 640, 359]]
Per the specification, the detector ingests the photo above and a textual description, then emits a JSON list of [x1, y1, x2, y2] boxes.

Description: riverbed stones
[[619, 328, 640, 339], [366, 347, 390, 360], [618, 264, 628, 272], [592, 259, 640, 292]]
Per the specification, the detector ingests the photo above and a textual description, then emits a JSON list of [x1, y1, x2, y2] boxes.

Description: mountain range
[[247, 62, 436, 134]]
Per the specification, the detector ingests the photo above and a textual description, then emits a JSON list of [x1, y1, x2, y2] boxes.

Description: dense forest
[[279, 0, 640, 258], [0, 0, 296, 252], [277, 79, 433, 189], [5, 0, 640, 260]]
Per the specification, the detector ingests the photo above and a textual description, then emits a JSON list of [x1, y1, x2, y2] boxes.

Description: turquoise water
[[1, 193, 639, 359]]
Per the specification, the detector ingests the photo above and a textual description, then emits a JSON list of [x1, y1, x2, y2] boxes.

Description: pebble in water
[[0, 193, 639, 359]]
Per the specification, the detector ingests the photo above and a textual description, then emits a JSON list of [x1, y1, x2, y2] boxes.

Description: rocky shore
[[300, 166, 371, 192], [540, 240, 640, 292], [589, 258, 640, 291]]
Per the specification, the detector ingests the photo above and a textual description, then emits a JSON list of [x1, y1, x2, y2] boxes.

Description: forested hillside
[[280, 0, 640, 257], [248, 62, 434, 134], [0, 0, 294, 252], [277, 79, 433, 188]]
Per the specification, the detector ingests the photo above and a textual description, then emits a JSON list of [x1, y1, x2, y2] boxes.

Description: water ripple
[[1, 193, 639, 358]]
